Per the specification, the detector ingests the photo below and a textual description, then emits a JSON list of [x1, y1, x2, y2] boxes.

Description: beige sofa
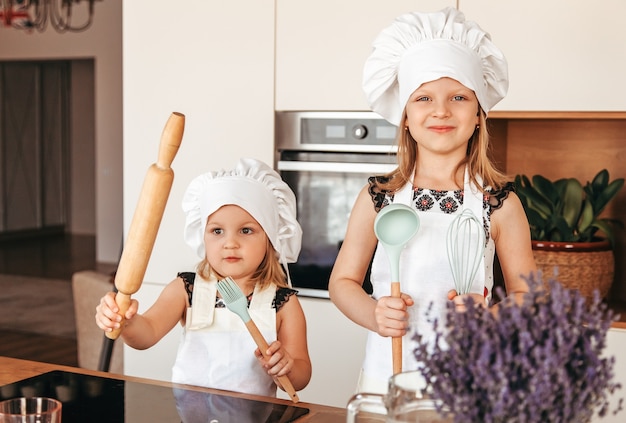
[[71, 270, 124, 374]]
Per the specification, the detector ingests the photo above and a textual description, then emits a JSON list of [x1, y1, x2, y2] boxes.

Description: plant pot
[[531, 240, 615, 303]]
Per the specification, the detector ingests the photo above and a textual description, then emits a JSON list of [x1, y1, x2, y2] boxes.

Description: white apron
[[171, 275, 278, 397], [358, 168, 495, 394]]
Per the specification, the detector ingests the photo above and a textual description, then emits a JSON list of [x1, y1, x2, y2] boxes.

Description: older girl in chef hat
[[96, 158, 311, 398], [329, 8, 535, 394]]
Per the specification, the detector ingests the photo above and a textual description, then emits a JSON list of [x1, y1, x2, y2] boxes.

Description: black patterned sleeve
[[487, 182, 515, 212], [368, 175, 393, 212], [274, 288, 297, 312], [177, 272, 196, 306]]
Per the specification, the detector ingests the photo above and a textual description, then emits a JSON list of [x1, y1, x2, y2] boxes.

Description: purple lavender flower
[[413, 273, 623, 423]]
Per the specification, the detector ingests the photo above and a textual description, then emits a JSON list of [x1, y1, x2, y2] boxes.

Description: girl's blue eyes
[[209, 228, 254, 235], [415, 95, 467, 102]]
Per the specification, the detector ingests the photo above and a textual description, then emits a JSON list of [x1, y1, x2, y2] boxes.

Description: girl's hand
[[95, 291, 139, 332], [447, 289, 485, 312], [255, 340, 293, 378], [374, 293, 414, 337]]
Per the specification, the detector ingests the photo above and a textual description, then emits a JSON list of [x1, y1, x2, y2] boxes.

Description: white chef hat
[[181, 158, 302, 266], [363, 7, 508, 126]]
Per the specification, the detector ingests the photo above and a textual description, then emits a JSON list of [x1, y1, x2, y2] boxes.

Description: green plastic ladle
[[373, 203, 420, 374]]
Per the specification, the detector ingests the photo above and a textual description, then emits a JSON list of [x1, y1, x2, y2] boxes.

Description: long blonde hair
[[379, 110, 509, 193], [196, 236, 289, 289]]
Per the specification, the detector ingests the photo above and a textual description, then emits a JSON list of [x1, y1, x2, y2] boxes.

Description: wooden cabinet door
[[0, 61, 68, 235]]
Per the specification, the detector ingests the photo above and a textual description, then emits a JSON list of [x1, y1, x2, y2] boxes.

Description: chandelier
[[0, 0, 100, 33]]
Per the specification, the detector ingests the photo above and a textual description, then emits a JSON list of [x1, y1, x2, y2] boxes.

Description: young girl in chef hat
[[329, 7, 536, 394], [96, 158, 312, 398]]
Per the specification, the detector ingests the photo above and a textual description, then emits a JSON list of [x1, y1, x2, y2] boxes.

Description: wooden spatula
[[216, 276, 299, 403]]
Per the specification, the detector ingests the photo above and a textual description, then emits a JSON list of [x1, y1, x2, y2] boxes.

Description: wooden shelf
[[489, 111, 626, 120], [487, 114, 626, 305]]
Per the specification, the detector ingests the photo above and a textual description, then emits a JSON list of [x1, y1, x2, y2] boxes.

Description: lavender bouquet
[[413, 273, 622, 422]]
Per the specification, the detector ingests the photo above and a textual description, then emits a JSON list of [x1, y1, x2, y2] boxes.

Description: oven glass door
[[278, 152, 396, 298]]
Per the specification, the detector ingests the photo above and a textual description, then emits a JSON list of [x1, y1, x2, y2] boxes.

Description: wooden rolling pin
[[106, 112, 185, 340]]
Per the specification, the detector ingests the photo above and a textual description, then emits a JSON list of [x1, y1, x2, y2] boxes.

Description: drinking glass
[[0, 397, 62, 423], [346, 371, 452, 422]]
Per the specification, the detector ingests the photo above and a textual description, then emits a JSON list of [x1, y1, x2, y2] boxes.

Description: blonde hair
[[196, 236, 289, 289], [380, 110, 509, 193]]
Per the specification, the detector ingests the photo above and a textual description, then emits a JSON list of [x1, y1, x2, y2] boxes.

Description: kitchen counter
[[607, 300, 626, 326], [0, 356, 382, 422]]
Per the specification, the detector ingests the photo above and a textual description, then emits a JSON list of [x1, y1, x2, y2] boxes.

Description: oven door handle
[[277, 161, 396, 174]]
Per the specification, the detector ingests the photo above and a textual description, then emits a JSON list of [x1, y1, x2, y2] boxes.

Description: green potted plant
[[514, 169, 624, 301]]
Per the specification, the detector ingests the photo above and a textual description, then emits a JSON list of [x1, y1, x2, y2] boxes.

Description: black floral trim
[[178, 271, 296, 311], [273, 288, 297, 312], [411, 188, 465, 214], [430, 190, 448, 202], [368, 176, 393, 212], [439, 196, 459, 214], [454, 190, 464, 203], [487, 182, 515, 212], [415, 193, 435, 211], [178, 271, 195, 305]]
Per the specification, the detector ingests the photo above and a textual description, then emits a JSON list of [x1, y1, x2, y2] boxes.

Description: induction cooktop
[[0, 370, 309, 422]]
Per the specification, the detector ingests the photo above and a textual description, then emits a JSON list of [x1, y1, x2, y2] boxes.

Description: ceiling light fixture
[[0, 0, 100, 33]]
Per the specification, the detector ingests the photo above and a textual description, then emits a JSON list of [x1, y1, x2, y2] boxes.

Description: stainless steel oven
[[275, 111, 398, 298]]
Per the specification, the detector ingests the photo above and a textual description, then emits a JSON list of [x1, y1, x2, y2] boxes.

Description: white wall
[[0, 1, 123, 263], [121, 0, 277, 388], [122, 0, 276, 281]]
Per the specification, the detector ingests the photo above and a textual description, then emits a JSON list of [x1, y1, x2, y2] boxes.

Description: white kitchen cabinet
[[591, 327, 626, 422], [277, 0, 626, 112], [276, 297, 368, 407], [123, 282, 181, 383], [275, 0, 455, 111], [459, 0, 626, 111]]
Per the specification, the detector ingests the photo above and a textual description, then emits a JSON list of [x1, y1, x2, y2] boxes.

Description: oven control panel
[[275, 111, 397, 153]]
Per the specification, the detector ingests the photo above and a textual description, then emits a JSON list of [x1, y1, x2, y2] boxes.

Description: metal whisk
[[446, 209, 486, 295]]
